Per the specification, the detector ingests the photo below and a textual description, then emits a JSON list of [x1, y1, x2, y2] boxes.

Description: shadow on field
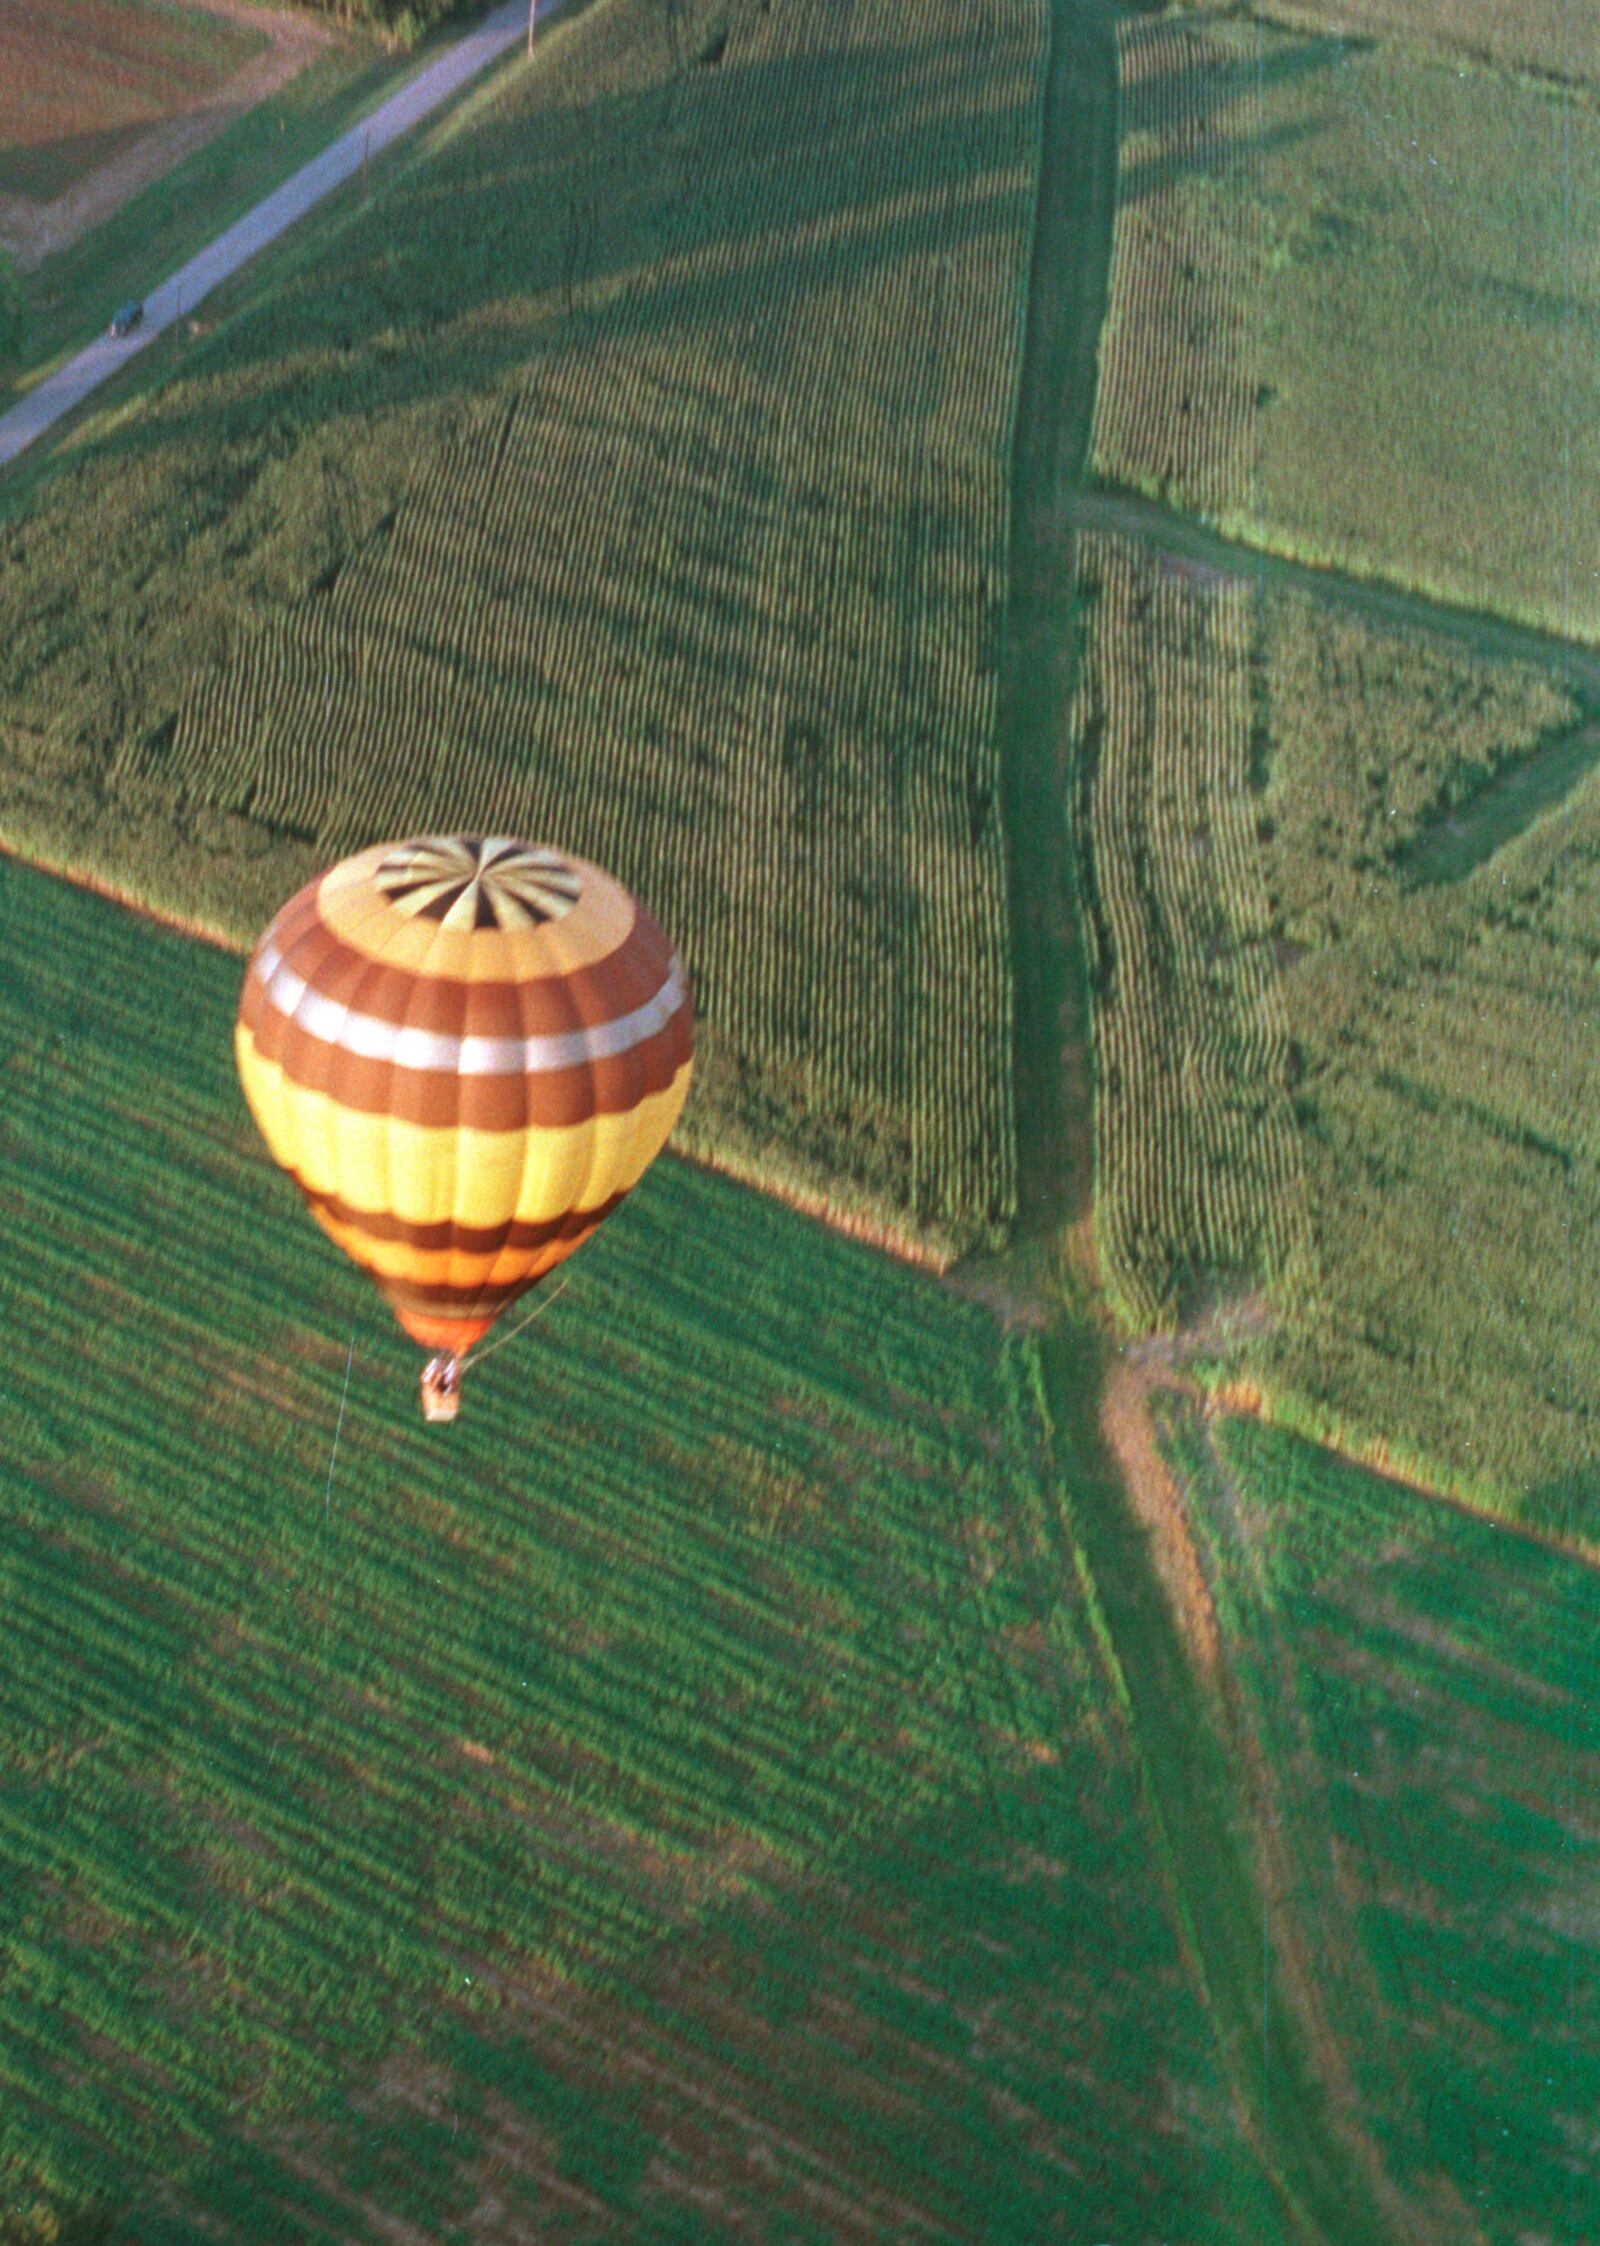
[[34, 23, 1041, 487], [0, 122, 154, 206], [164, 1772, 1255, 2246], [1118, 29, 1343, 207]]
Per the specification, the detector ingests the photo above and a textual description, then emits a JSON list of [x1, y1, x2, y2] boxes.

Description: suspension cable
[[457, 1270, 573, 1373]]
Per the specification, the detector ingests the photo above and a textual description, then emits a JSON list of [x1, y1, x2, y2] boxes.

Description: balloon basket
[[420, 1354, 462, 1423]]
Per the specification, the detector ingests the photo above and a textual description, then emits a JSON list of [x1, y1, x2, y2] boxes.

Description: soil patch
[[0, 0, 331, 273]]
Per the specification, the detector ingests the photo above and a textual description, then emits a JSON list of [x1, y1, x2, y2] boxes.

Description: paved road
[[0, 0, 530, 471], [1074, 486, 1600, 696]]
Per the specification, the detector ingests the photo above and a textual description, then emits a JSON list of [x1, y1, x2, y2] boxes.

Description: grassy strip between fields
[[1034, 1331, 1395, 2245], [993, 0, 1114, 1267], [994, 8, 1410, 2239], [1223, 0, 1600, 88]]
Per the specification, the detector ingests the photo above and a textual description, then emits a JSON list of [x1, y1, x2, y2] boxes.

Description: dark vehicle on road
[[108, 302, 144, 339]]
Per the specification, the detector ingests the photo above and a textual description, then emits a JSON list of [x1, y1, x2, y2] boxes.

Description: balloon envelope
[[235, 836, 693, 1355]]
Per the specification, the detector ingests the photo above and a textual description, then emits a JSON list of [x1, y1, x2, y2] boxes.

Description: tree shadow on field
[[33, 20, 1044, 491], [1116, 26, 1345, 207]]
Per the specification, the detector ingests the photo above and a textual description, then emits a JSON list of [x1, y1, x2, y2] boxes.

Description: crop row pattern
[[1069, 532, 1310, 1330], [160, 0, 1048, 1251]]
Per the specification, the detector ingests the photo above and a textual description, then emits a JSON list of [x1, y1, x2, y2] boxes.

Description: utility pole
[[527, 0, 536, 56]]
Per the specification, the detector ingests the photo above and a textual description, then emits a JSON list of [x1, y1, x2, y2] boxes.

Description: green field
[[0, 855, 1284, 2241], [6, 0, 1597, 2230], [1066, 531, 1600, 1513], [1091, 11, 1600, 638], [0, 0, 1043, 1259], [1158, 1406, 1600, 2242], [1248, 581, 1600, 1512]]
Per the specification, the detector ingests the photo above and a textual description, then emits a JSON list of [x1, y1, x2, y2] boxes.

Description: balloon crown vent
[[375, 837, 582, 931]]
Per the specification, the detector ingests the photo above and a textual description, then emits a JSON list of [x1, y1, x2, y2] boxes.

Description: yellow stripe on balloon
[[235, 1026, 691, 1227]]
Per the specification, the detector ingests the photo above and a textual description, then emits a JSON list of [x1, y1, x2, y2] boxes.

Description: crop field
[[1067, 531, 1309, 1330], [1066, 532, 1600, 1512], [1088, 14, 1259, 525], [1158, 1405, 1600, 2240], [0, 0, 268, 205], [0, 0, 1046, 1258], [1246, 582, 1600, 1513], [0, 856, 1280, 2243], [1090, 11, 1600, 639]]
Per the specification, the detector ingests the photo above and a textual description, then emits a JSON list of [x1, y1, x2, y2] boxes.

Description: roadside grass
[[1091, 11, 1600, 640], [7, 33, 418, 402], [0, 0, 268, 205], [1159, 1404, 1600, 2243], [1065, 531, 1600, 1515], [0, 0, 1042, 1259], [0, 855, 1275, 2242]]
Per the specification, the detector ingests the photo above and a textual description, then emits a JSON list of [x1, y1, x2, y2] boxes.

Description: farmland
[[0, 854, 1279, 2242], [3, 0, 1595, 2229], [1158, 1406, 1600, 2242], [1065, 532, 1600, 1512], [1246, 581, 1600, 1511], [0, 0, 1045, 1258], [0, 0, 269, 205], [1067, 530, 1309, 1330], [1090, 11, 1600, 639], [2, 9, 423, 400]]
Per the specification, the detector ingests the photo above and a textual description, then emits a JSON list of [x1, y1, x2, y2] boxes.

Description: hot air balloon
[[234, 836, 693, 1421]]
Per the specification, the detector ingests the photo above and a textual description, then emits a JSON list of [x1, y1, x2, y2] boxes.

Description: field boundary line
[[996, 6, 1419, 2236], [1075, 486, 1600, 696], [993, 0, 1116, 1260], [0, 838, 958, 1277], [1205, 1376, 1600, 1573], [0, 838, 243, 952]]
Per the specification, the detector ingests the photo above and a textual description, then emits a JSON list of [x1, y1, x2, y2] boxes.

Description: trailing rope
[[457, 1271, 572, 1374], [323, 1334, 355, 1526]]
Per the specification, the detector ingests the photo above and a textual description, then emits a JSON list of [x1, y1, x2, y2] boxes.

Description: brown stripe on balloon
[[258, 897, 674, 1038], [378, 1255, 598, 1313], [249, 1003, 692, 1128], [299, 1184, 626, 1254], [239, 933, 690, 1089]]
